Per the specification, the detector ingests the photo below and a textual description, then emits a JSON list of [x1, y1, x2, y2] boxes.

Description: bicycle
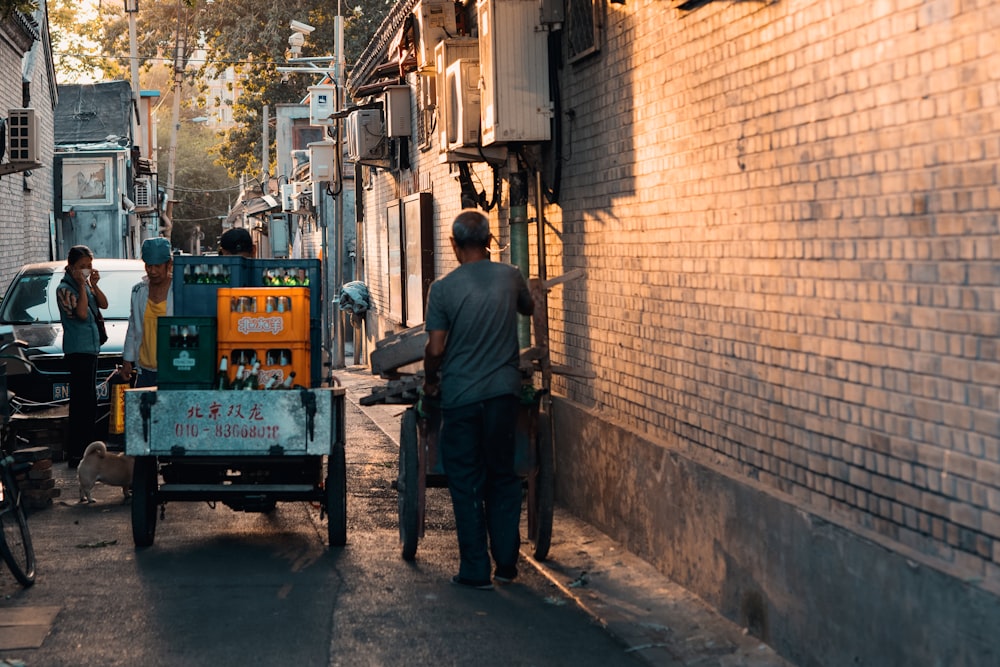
[[0, 338, 37, 587]]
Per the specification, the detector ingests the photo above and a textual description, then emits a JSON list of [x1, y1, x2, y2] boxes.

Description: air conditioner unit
[[476, 0, 551, 145], [434, 38, 478, 152], [6, 108, 38, 163], [446, 59, 481, 151], [415, 0, 457, 70], [345, 109, 388, 162], [134, 176, 155, 210]]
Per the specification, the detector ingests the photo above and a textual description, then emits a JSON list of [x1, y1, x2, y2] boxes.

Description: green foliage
[[50, 0, 395, 190]]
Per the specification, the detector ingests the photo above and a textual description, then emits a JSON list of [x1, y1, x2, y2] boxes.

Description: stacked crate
[[155, 317, 218, 389], [172, 257, 322, 387], [217, 287, 311, 388]]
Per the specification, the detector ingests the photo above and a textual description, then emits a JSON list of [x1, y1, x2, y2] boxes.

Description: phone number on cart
[[173, 423, 281, 439]]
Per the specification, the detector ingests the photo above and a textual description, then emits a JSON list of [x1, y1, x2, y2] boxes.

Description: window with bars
[[566, 0, 601, 62]]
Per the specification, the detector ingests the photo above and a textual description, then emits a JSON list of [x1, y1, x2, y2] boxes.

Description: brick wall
[[354, 0, 1000, 659], [0, 15, 56, 289], [548, 0, 1000, 580]]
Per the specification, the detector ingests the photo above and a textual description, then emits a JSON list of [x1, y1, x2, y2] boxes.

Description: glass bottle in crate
[[216, 355, 230, 390]]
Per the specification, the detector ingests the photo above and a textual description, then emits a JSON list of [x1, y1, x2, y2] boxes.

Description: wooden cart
[[395, 389, 554, 562]]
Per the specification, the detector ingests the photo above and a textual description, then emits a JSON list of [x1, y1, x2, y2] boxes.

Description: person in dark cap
[[219, 227, 255, 258], [121, 237, 173, 387]]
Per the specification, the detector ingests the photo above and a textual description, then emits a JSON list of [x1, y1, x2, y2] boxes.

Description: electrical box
[[308, 140, 337, 184], [384, 85, 412, 138], [269, 213, 290, 258], [476, 0, 551, 145], [345, 109, 388, 162], [415, 0, 457, 69], [308, 84, 336, 127], [6, 108, 38, 163], [446, 59, 481, 151], [280, 183, 295, 211]]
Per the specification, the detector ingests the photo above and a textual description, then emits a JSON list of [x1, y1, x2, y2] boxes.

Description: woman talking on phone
[[56, 245, 108, 468]]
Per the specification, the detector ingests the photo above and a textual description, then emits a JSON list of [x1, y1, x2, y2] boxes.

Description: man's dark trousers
[[439, 394, 521, 583]]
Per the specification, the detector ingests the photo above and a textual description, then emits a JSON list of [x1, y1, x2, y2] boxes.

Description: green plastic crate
[[156, 317, 218, 389]]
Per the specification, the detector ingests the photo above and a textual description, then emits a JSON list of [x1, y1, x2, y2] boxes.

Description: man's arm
[[518, 276, 536, 317], [423, 329, 447, 396]]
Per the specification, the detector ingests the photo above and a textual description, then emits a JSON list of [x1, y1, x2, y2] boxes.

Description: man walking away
[[423, 209, 534, 590]]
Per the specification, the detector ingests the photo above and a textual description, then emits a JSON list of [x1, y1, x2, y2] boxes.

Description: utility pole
[[332, 13, 346, 369], [262, 104, 269, 189], [164, 1, 186, 242]]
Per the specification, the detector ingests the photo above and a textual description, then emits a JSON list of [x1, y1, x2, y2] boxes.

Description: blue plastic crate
[[249, 259, 322, 320], [172, 256, 248, 317]]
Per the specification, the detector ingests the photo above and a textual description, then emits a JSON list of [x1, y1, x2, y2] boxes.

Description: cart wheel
[[131, 456, 158, 548], [398, 407, 419, 561], [326, 444, 347, 547], [527, 405, 554, 561]]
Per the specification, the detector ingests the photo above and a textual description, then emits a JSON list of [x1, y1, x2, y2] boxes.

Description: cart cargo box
[[124, 387, 340, 456]]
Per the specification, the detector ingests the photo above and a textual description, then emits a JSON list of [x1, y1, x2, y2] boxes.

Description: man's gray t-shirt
[[424, 259, 532, 409]]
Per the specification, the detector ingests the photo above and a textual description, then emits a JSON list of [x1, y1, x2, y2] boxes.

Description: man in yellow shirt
[[121, 237, 173, 387]]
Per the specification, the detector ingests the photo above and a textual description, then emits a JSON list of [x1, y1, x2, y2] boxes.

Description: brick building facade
[[348, 0, 1000, 663], [0, 6, 57, 287]]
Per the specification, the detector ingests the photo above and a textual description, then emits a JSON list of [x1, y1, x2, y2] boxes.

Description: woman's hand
[[89, 268, 100, 287], [73, 267, 90, 286]]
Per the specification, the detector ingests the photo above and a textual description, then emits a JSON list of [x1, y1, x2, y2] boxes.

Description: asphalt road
[[0, 369, 792, 667], [0, 392, 647, 667]]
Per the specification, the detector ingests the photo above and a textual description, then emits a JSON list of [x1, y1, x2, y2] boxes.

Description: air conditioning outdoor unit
[[446, 59, 481, 151], [434, 38, 479, 153], [476, 0, 551, 145], [6, 108, 38, 163], [345, 109, 388, 162], [415, 0, 457, 69], [134, 176, 155, 210]]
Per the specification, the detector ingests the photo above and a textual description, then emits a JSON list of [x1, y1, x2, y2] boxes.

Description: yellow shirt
[[139, 298, 167, 370]]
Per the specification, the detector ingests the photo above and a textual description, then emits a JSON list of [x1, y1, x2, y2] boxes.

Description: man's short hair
[[219, 227, 253, 256], [452, 209, 491, 249]]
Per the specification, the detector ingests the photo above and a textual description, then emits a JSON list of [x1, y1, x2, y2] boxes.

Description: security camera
[[290, 20, 315, 35], [122, 194, 137, 212]]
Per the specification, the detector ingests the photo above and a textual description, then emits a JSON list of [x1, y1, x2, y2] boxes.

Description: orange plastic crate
[[217, 342, 310, 390], [216, 287, 311, 345]]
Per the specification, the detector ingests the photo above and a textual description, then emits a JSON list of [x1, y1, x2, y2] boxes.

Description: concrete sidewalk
[[333, 365, 793, 667]]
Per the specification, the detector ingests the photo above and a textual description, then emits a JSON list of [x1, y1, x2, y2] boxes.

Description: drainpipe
[[509, 169, 530, 348]]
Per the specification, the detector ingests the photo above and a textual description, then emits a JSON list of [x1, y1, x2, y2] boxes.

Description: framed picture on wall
[[61, 157, 113, 206]]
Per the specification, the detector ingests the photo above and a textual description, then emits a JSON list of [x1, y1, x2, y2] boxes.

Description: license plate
[[53, 382, 110, 402]]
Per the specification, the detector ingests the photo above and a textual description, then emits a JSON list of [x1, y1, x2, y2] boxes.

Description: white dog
[[77, 441, 135, 504]]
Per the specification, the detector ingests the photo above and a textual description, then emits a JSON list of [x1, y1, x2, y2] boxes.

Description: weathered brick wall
[[0, 16, 55, 289], [548, 0, 1000, 582], [355, 0, 999, 658]]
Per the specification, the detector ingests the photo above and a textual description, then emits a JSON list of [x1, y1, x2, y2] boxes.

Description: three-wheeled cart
[[123, 386, 347, 548]]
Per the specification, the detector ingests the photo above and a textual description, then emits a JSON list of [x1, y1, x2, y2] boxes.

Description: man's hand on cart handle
[[120, 360, 134, 380]]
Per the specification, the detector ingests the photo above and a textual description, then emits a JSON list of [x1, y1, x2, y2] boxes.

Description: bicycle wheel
[[0, 462, 36, 587]]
